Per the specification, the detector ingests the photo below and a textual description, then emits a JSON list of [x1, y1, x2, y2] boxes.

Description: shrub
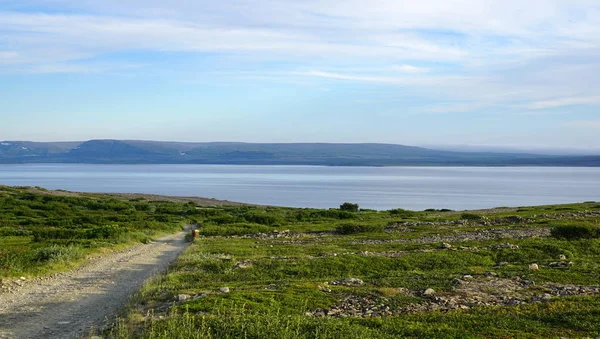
[[33, 245, 84, 263], [551, 224, 599, 240], [460, 213, 484, 220], [0, 226, 32, 236], [336, 223, 384, 234], [388, 209, 417, 218], [340, 202, 359, 212], [242, 212, 283, 226]]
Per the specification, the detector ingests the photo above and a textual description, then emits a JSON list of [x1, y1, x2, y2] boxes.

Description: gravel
[[0, 230, 189, 339]]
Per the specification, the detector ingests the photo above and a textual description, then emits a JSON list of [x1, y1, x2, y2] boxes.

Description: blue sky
[[1, 0, 600, 151]]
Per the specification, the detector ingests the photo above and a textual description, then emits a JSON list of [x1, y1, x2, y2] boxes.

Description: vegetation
[[0, 186, 190, 276], [339, 202, 360, 212], [101, 197, 600, 338], [2, 186, 600, 338], [551, 224, 599, 240]]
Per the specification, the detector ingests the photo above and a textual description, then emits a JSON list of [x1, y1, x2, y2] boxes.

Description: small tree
[[340, 202, 359, 212]]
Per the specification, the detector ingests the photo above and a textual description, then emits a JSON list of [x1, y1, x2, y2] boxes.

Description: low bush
[[336, 223, 384, 234], [340, 202, 359, 212], [388, 208, 417, 218], [198, 223, 272, 237], [33, 245, 84, 263], [551, 224, 599, 240], [460, 213, 484, 220], [0, 226, 32, 236]]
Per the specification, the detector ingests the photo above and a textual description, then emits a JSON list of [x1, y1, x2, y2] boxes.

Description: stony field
[[106, 201, 600, 338]]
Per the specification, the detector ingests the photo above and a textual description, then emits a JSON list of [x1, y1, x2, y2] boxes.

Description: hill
[[1, 139, 599, 166]]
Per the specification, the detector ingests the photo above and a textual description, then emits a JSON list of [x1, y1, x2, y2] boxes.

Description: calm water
[[0, 164, 599, 210]]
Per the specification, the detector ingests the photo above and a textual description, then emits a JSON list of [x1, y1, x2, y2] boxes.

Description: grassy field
[[0, 186, 191, 277], [1, 186, 599, 338], [102, 199, 600, 338]]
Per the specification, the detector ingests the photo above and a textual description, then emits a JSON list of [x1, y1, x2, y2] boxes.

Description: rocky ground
[[309, 274, 600, 318], [0, 231, 190, 339]]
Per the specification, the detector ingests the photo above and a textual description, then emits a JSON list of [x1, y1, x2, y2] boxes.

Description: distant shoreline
[[2, 140, 599, 167]]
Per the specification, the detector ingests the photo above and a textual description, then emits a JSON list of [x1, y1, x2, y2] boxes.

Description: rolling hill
[[0, 139, 599, 166]]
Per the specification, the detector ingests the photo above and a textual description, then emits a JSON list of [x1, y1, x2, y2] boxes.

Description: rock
[[496, 262, 509, 266], [423, 288, 436, 296], [220, 287, 230, 293], [484, 272, 498, 277], [528, 263, 539, 271], [19, 277, 26, 281], [235, 261, 253, 269], [462, 275, 474, 280], [558, 254, 567, 260], [441, 243, 453, 249], [541, 293, 552, 301], [331, 278, 364, 286], [177, 294, 191, 302]]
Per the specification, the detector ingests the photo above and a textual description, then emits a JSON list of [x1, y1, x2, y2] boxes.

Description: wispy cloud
[[528, 96, 600, 109], [392, 64, 430, 73], [565, 120, 600, 129]]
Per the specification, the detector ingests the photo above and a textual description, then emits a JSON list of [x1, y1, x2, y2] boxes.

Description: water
[[0, 164, 599, 210]]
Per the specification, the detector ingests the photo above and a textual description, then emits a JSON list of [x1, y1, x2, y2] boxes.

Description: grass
[[0, 186, 188, 277], [101, 200, 600, 338], [2, 186, 600, 337]]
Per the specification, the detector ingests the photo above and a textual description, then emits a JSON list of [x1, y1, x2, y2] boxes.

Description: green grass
[[106, 199, 600, 338], [3, 186, 600, 338], [0, 186, 188, 277]]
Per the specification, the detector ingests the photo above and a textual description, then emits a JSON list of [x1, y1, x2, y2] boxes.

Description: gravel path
[[0, 230, 189, 339]]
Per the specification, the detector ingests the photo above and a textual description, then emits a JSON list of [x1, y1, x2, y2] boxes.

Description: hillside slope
[[1, 140, 599, 166]]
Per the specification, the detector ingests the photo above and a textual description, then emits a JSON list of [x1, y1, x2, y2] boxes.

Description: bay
[[0, 164, 599, 210]]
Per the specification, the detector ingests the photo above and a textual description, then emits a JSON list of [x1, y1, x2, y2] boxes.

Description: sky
[[1, 0, 600, 151]]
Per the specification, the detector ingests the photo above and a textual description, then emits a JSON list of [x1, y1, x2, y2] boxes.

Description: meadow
[[0, 186, 190, 277], [108, 200, 600, 338], [1, 185, 599, 338]]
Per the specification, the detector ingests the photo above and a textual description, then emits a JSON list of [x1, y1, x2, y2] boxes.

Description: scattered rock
[[331, 278, 364, 286], [529, 263, 539, 271], [441, 243, 453, 249], [423, 288, 436, 296], [177, 294, 191, 302], [219, 287, 230, 293], [463, 275, 474, 280], [235, 260, 253, 269], [308, 277, 600, 319], [558, 254, 567, 261]]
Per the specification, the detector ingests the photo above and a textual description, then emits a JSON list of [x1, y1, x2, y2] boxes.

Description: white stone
[[423, 288, 436, 296]]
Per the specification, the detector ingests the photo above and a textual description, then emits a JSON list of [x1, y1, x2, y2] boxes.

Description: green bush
[[0, 226, 32, 236], [33, 245, 84, 263], [242, 212, 283, 226], [388, 208, 417, 218], [336, 223, 384, 234], [551, 224, 599, 240], [460, 213, 484, 220], [340, 202, 359, 212]]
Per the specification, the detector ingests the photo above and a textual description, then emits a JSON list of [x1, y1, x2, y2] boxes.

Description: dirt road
[[0, 230, 189, 339]]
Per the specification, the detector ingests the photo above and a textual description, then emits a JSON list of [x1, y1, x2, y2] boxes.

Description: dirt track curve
[[0, 230, 189, 339]]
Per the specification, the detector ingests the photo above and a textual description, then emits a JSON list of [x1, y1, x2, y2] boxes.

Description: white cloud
[[528, 96, 600, 109], [392, 64, 430, 73], [0, 1, 599, 119], [564, 120, 600, 129]]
